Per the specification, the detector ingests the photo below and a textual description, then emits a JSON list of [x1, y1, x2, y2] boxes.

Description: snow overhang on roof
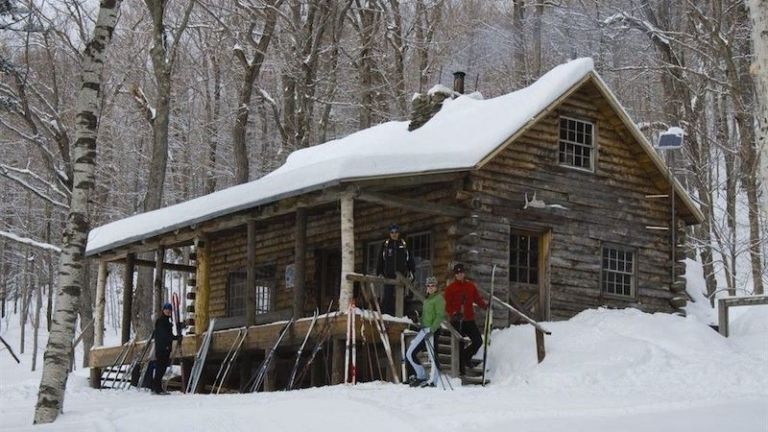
[[86, 57, 702, 256]]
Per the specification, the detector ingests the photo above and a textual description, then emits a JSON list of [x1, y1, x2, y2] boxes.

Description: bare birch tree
[[34, 0, 124, 424]]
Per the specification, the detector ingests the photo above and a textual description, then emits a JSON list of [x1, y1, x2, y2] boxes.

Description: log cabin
[[85, 58, 703, 392]]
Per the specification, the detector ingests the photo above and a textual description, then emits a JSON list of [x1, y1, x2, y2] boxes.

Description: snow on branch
[[0, 230, 61, 253], [0, 164, 70, 209], [131, 85, 156, 123]]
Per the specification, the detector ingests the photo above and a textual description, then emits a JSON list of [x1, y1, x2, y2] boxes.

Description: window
[[510, 233, 539, 284], [407, 231, 433, 288], [366, 231, 433, 287], [226, 265, 276, 317], [559, 117, 595, 171], [601, 246, 635, 297]]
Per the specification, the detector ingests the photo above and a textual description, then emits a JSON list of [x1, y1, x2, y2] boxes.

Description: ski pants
[[153, 350, 170, 392], [451, 319, 482, 373], [405, 328, 438, 385]]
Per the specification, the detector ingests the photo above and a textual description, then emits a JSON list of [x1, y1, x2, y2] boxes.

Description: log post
[[153, 246, 165, 320], [331, 337, 344, 384], [538, 230, 552, 322], [293, 208, 307, 319], [94, 261, 108, 347], [89, 367, 101, 389], [339, 194, 354, 311], [121, 253, 135, 344], [194, 239, 210, 335], [246, 221, 256, 326]]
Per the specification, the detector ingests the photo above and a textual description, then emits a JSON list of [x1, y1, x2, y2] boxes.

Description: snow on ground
[[1, 307, 766, 432]]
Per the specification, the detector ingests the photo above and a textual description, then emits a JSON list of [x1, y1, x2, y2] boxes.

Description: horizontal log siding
[[470, 86, 678, 319], [206, 183, 459, 321]]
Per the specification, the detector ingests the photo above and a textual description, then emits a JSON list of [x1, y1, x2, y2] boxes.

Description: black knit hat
[[453, 263, 465, 274]]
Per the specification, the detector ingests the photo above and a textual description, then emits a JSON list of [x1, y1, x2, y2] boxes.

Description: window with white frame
[[558, 116, 595, 171], [601, 246, 635, 297], [226, 265, 276, 317]]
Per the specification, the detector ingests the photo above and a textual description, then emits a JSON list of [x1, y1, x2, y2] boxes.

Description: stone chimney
[[408, 72, 465, 131], [453, 71, 465, 94]]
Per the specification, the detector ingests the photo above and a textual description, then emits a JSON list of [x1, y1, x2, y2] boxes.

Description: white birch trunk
[[339, 194, 354, 311], [748, 0, 768, 254], [34, 0, 124, 424], [94, 261, 107, 347]]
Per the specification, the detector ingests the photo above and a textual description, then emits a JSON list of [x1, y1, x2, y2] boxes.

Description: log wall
[[468, 83, 682, 319], [206, 183, 459, 322]]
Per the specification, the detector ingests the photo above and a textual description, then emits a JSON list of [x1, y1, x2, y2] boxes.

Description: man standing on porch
[[376, 223, 415, 316], [444, 263, 487, 375]]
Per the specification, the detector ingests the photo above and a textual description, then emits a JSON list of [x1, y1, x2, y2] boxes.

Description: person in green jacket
[[405, 276, 445, 387]]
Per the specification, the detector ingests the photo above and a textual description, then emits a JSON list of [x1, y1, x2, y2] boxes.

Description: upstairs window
[[601, 246, 635, 298], [559, 117, 595, 171]]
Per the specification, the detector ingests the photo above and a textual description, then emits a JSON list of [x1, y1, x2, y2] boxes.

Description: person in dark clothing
[[444, 263, 487, 375], [375, 223, 416, 316], [152, 302, 180, 394]]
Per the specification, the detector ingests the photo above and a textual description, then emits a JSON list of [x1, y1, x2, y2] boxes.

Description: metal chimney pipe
[[453, 71, 466, 94]]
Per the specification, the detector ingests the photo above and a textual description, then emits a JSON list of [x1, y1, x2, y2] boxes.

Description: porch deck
[[89, 312, 413, 369]]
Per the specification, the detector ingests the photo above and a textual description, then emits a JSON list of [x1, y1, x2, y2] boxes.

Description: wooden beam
[[121, 253, 135, 344], [115, 257, 196, 273], [718, 295, 768, 337], [246, 221, 256, 326], [94, 261, 108, 347], [538, 230, 552, 322], [356, 191, 468, 218], [339, 194, 354, 311], [293, 208, 307, 319], [195, 239, 210, 335]]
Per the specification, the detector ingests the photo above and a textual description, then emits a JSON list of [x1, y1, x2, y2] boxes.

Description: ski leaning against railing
[[286, 307, 320, 390], [247, 318, 295, 393], [361, 282, 400, 383], [344, 301, 358, 384], [293, 304, 337, 387], [481, 264, 496, 386], [423, 332, 453, 391], [186, 318, 216, 394], [212, 327, 248, 394]]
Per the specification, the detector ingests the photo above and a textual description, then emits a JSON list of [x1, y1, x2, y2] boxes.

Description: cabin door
[[508, 230, 549, 324], [315, 248, 341, 311]]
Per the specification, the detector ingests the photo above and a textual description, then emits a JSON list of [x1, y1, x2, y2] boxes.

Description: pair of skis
[[344, 302, 357, 384], [292, 303, 337, 388], [212, 327, 248, 393], [246, 318, 295, 393], [185, 318, 216, 394], [480, 264, 496, 386], [286, 307, 322, 390]]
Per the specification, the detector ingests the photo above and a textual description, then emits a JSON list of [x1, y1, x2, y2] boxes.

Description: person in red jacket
[[444, 263, 487, 375]]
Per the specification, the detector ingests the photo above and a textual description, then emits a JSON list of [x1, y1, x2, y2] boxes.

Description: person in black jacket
[[152, 302, 180, 394], [375, 223, 415, 315]]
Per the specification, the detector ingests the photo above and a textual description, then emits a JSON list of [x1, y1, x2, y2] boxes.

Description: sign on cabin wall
[[285, 263, 295, 289]]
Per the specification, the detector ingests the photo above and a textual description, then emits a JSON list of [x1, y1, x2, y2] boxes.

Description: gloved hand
[[408, 272, 415, 282], [451, 312, 463, 322]]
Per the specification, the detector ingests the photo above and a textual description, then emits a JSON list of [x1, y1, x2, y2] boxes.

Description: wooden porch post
[[246, 221, 256, 326], [121, 253, 135, 344], [153, 247, 165, 320], [94, 261, 108, 347], [195, 239, 210, 335], [293, 208, 307, 319], [339, 194, 354, 311], [536, 230, 552, 363]]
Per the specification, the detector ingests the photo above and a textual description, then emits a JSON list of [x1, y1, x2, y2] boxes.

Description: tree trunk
[[32, 275, 42, 371], [747, 0, 768, 294], [34, 0, 124, 423], [79, 263, 94, 367]]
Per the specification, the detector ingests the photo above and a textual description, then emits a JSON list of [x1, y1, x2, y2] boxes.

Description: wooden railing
[[345, 272, 469, 377]]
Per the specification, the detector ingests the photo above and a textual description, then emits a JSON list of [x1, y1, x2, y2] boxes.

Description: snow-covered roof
[[86, 57, 702, 256]]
